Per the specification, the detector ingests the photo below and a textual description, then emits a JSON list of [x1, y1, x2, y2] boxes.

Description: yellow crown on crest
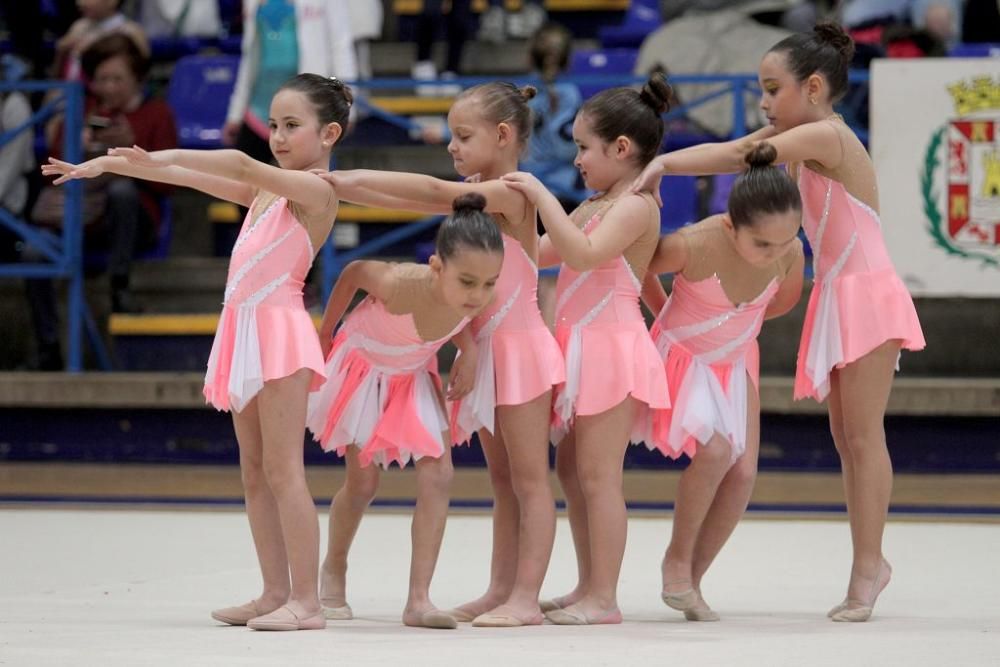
[[947, 76, 1000, 116]]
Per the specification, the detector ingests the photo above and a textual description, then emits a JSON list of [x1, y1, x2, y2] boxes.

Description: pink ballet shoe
[[210, 599, 279, 626], [247, 605, 326, 631], [544, 604, 623, 625], [831, 560, 892, 623]]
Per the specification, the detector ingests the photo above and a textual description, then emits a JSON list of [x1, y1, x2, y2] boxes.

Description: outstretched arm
[[764, 240, 805, 320], [109, 146, 335, 215], [322, 170, 528, 223], [504, 172, 652, 272], [631, 126, 777, 205], [318, 260, 397, 355], [43, 155, 255, 207]]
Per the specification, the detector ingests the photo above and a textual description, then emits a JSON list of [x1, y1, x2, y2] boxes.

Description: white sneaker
[[412, 60, 439, 97], [437, 71, 462, 97]]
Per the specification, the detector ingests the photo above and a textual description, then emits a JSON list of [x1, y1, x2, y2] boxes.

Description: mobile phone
[[87, 115, 112, 130]]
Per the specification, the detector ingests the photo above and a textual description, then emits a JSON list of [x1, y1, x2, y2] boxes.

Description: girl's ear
[[615, 135, 633, 160], [321, 122, 343, 149], [805, 73, 824, 104], [428, 254, 443, 275], [721, 213, 737, 236], [497, 122, 514, 147]]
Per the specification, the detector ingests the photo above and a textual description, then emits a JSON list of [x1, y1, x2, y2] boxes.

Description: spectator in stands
[[478, 1, 547, 42], [411, 0, 473, 95], [24, 33, 177, 369], [635, 4, 792, 137], [53, 0, 149, 82], [841, 1, 963, 46], [223, 0, 357, 164], [520, 22, 587, 208], [0, 0, 78, 79], [347, 0, 384, 81], [0, 55, 35, 262], [139, 0, 222, 41]]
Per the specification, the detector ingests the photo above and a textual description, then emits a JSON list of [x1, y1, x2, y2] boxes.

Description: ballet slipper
[[471, 607, 544, 627], [247, 605, 326, 631], [683, 594, 720, 622], [660, 580, 698, 612], [827, 599, 848, 618], [544, 604, 622, 625], [322, 603, 353, 620], [445, 607, 478, 623], [403, 610, 458, 629], [831, 560, 892, 623], [539, 599, 562, 613], [211, 599, 279, 626]]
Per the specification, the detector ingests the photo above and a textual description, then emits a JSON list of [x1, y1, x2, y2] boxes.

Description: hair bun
[[813, 21, 855, 62], [639, 72, 673, 115], [520, 84, 538, 101], [452, 192, 487, 214], [745, 142, 778, 169]]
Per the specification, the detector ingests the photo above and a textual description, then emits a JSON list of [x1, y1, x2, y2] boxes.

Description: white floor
[[1, 509, 998, 666]]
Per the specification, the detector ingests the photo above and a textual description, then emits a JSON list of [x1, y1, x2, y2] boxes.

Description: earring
[[809, 97, 817, 105]]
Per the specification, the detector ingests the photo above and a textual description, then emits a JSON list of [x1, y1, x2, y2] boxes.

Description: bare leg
[[218, 398, 289, 617], [661, 432, 732, 601], [402, 446, 456, 628], [690, 378, 762, 589], [256, 369, 322, 618], [320, 447, 381, 614], [479, 391, 556, 622], [554, 397, 635, 622], [825, 370, 855, 615], [832, 341, 899, 617], [450, 426, 519, 619], [549, 428, 590, 608]]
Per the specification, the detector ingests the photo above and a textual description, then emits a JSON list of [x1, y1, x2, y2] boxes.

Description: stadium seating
[[166, 54, 240, 150], [568, 47, 639, 99], [598, 0, 661, 48]]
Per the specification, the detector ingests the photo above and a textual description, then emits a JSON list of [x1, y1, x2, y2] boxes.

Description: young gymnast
[[633, 23, 925, 622], [45, 73, 352, 631], [642, 143, 804, 621], [305, 193, 504, 629], [319, 82, 564, 627], [501, 74, 673, 625]]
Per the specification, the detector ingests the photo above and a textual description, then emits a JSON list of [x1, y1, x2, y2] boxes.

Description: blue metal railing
[[0, 80, 110, 372]]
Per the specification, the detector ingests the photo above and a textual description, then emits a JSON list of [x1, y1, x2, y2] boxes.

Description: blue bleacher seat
[[948, 43, 1000, 57], [569, 48, 639, 100], [598, 0, 661, 49], [166, 54, 240, 150]]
